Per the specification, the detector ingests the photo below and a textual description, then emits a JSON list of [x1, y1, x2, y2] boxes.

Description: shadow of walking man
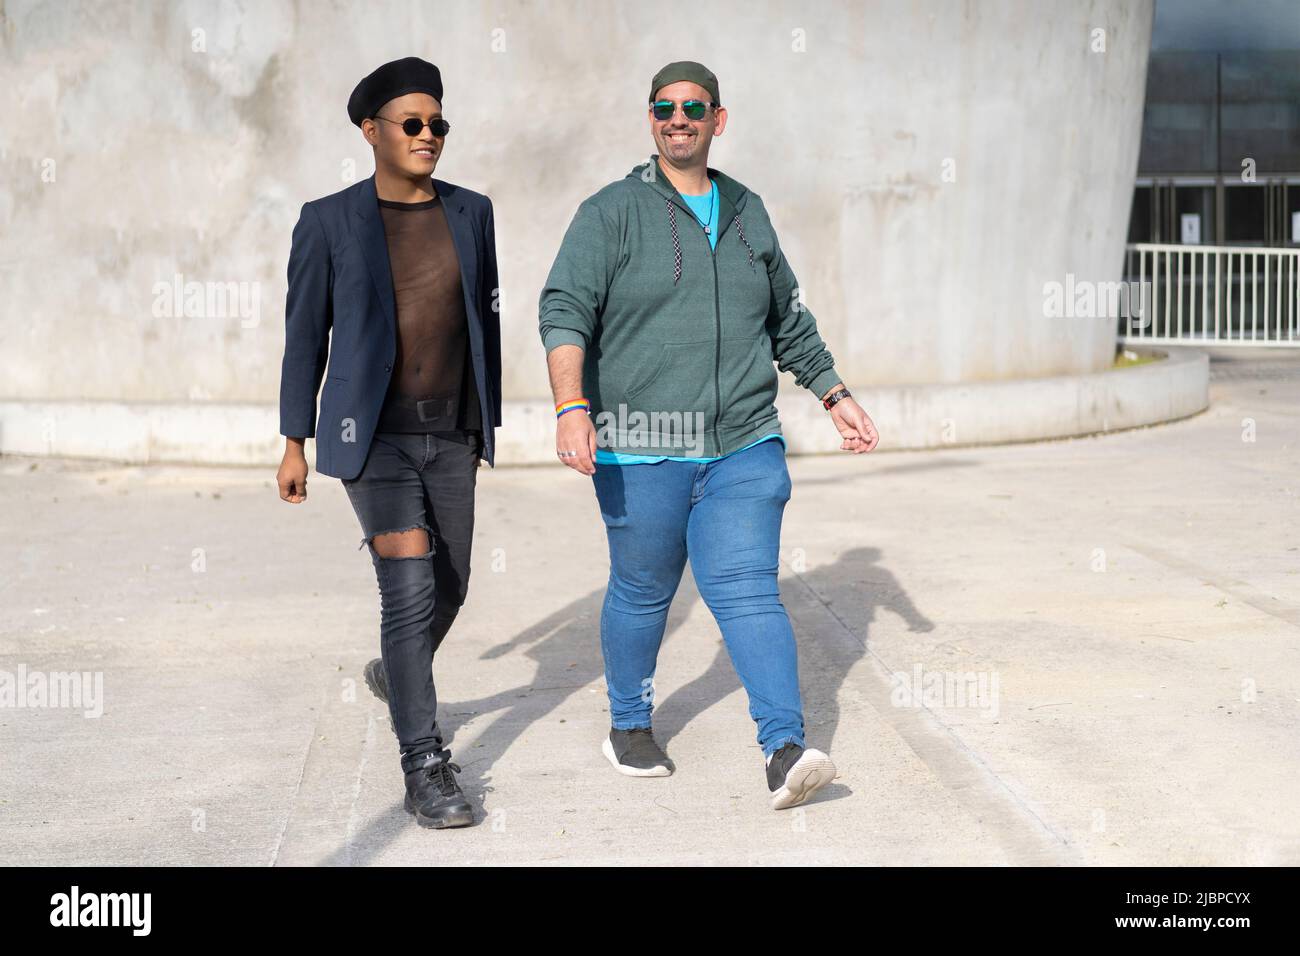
[[653, 546, 934, 797]]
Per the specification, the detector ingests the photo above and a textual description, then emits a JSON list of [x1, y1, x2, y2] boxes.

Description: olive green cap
[[649, 60, 721, 106]]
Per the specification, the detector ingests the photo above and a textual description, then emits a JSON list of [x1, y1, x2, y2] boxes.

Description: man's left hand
[[829, 396, 879, 453]]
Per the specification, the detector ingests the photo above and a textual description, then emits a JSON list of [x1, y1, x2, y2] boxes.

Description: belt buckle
[[416, 398, 448, 423]]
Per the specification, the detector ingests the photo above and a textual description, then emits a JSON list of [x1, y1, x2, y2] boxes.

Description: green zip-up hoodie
[[539, 157, 842, 458]]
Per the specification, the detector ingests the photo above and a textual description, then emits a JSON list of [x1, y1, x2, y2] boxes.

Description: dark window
[[1128, 187, 1152, 243], [1225, 185, 1266, 243]]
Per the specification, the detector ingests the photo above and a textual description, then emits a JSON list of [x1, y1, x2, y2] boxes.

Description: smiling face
[[361, 92, 445, 177], [649, 80, 726, 170]]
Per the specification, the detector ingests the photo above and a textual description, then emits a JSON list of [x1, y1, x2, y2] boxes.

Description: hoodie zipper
[[710, 238, 722, 454], [657, 169, 734, 456]]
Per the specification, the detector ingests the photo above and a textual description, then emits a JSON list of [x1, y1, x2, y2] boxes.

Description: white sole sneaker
[[602, 737, 673, 777], [770, 748, 836, 810]]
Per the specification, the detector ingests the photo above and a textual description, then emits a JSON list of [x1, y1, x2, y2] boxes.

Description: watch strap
[[822, 387, 852, 411]]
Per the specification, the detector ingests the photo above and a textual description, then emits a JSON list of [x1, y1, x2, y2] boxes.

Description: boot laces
[[425, 760, 462, 794]]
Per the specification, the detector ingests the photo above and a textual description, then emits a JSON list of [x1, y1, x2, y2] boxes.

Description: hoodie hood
[[626, 156, 756, 284], [626, 155, 750, 213]]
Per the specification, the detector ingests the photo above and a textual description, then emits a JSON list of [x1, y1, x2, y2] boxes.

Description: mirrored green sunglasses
[[651, 99, 716, 122]]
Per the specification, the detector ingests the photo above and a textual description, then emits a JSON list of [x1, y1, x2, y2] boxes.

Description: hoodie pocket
[[624, 340, 716, 418], [746, 333, 778, 390], [721, 334, 779, 423]]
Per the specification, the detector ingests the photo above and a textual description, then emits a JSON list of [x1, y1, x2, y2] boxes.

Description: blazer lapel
[[434, 178, 490, 432], [352, 174, 398, 334], [435, 179, 484, 346]]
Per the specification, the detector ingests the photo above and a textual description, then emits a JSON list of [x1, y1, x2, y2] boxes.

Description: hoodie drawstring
[[733, 214, 755, 269], [664, 200, 756, 283], [665, 199, 683, 285]]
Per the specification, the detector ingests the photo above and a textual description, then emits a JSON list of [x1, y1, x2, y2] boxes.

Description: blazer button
[[384, 363, 392, 372]]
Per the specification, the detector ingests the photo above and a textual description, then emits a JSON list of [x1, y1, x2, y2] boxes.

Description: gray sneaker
[[602, 727, 674, 777], [766, 742, 836, 810]]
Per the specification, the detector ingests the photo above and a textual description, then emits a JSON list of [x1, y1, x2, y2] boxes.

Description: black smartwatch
[[821, 387, 852, 411]]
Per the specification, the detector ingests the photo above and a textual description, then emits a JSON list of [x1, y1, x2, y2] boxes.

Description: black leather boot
[[363, 658, 388, 703]]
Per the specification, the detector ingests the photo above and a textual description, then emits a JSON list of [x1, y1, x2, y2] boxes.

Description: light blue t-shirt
[[594, 182, 784, 466], [681, 180, 719, 250], [596, 431, 786, 465]]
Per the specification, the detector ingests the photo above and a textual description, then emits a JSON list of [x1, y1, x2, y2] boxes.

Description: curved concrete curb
[[0, 348, 1207, 468], [772, 346, 1209, 454]]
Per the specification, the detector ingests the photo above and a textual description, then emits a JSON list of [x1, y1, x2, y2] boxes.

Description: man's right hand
[[277, 440, 309, 502], [556, 410, 597, 476]]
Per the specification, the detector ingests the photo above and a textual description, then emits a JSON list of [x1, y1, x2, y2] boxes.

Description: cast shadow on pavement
[[319, 544, 931, 864]]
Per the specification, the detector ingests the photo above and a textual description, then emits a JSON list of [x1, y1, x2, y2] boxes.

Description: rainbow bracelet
[[556, 398, 591, 419]]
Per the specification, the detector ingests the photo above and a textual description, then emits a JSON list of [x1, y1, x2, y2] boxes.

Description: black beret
[[347, 57, 444, 127]]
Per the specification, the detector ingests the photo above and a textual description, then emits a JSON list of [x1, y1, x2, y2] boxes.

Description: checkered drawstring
[[664, 201, 756, 284], [666, 198, 683, 284], [733, 213, 755, 269]]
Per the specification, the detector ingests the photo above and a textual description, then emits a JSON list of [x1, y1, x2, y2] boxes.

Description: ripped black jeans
[[342, 430, 481, 772]]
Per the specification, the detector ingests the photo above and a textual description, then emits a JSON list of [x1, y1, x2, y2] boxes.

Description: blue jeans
[[590, 437, 805, 757]]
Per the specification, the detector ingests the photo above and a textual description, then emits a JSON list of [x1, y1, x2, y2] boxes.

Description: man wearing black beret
[[276, 56, 501, 830]]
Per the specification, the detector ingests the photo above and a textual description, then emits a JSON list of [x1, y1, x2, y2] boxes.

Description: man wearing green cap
[[538, 60, 879, 810]]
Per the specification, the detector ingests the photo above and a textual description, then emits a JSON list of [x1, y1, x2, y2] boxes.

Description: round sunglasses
[[651, 99, 717, 122], [374, 115, 451, 137]]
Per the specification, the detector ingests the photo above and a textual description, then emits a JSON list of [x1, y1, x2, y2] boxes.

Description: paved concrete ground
[[2, 346, 1298, 866]]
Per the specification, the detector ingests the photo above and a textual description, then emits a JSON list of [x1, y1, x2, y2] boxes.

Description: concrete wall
[[0, 0, 1153, 413]]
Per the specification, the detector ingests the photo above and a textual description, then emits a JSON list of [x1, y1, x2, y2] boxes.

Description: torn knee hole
[[361, 523, 432, 559]]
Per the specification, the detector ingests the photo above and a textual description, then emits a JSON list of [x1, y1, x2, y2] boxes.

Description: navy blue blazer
[[279, 174, 501, 478]]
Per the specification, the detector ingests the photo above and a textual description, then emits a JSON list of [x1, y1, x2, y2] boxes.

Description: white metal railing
[[1120, 243, 1300, 347]]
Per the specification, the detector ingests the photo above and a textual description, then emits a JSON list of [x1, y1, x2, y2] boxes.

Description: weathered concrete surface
[[1, 0, 1152, 413], [2, 346, 1297, 866]]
